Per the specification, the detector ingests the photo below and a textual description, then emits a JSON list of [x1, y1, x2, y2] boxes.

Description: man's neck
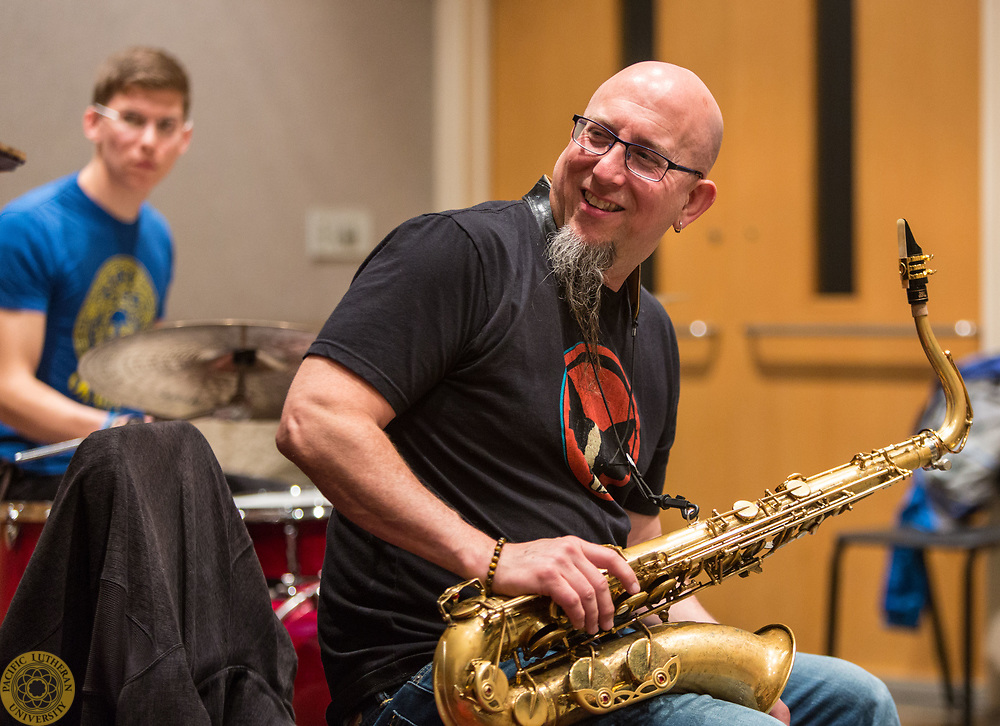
[[602, 262, 638, 292], [77, 159, 145, 222]]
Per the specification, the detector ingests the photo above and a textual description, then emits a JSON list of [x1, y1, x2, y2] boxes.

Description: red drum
[[236, 488, 333, 722], [234, 486, 332, 586], [274, 582, 328, 726], [0, 497, 331, 721], [0, 501, 51, 621]]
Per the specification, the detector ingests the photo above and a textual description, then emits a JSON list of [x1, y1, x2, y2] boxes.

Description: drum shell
[[234, 488, 331, 583], [0, 501, 50, 620], [274, 584, 328, 726], [247, 518, 327, 581], [1, 495, 331, 724]]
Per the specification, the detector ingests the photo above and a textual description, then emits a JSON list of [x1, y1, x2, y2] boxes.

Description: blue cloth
[[0, 174, 173, 475], [882, 355, 1000, 626], [882, 472, 939, 627], [354, 652, 899, 726]]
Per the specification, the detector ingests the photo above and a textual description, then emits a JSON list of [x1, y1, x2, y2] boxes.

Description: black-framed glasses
[[571, 115, 704, 182]]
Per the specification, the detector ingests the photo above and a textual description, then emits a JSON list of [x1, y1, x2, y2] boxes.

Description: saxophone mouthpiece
[[898, 218, 932, 306]]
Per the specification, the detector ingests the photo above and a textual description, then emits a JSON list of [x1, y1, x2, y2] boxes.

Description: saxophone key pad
[[624, 638, 675, 687], [470, 660, 509, 712], [733, 500, 760, 521], [614, 591, 648, 617], [778, 474, 813, 499], [646, 577, 677, 603], [568, 657, 615, 712], [512, 689, 553, 726]]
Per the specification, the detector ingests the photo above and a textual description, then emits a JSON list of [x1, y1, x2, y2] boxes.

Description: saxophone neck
[[913, 314, 972, 455], [899, 218, 973, 456]]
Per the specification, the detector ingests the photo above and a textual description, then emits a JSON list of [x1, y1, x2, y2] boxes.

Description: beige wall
[[0, 0, 436, 330], [0, 0, 436, 485]]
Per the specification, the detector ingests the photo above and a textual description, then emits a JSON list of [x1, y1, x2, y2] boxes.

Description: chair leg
[[825, 538, 846, 656], [923, 552, 957, 707], [961, 549, 978, 726]]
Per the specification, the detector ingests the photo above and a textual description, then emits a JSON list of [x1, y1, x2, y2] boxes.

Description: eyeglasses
[[571, 115, 703, 182], [92, 103, 190, 140]]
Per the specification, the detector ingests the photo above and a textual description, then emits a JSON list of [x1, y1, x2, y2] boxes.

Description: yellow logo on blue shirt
[[69, 255, 157, 405]]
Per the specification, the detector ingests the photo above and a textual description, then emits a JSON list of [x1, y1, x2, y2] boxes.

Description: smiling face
[[549, 62, 722, 289]]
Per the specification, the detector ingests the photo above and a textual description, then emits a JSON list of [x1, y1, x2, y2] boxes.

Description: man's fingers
[[548, 569, 599, 633], [584, 543, 640, 594], [490, 537, 637, 634]]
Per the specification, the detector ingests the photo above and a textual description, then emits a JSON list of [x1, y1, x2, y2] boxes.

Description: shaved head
[[585, 61, 723, 175]]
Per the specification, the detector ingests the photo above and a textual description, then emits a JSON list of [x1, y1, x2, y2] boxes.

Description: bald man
[[278, 62, 899, 726]]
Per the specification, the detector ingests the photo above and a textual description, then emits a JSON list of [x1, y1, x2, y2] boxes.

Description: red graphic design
[[561, 343, 639, 501]]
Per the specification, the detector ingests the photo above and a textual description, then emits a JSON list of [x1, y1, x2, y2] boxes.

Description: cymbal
[[0, 142, 26, 172], [78, 319, 316, 421]]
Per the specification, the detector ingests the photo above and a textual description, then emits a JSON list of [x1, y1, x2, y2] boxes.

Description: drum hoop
[[2, 500, 52, 524], [233, 487, 331, 523], [237, 505, 332, 523]]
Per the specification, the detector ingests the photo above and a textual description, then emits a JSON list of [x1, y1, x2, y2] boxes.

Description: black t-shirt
[[308, 179, 680, 717]]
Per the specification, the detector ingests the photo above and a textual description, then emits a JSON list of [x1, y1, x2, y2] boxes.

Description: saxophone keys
[[512, 689, 553, 726], [646, 577, 677, 604], [470, 659, 509, 713], [771, 529, 794, 548], [624, 638, 677, 689], [525, 624, 570, 658], [568, 657, 615, 712], [615, 591, 649, 616], [777, 474, 812, 499], [787, 483, 812, 499], [449, 599, 486, 620], [733, 500, 760, 521]]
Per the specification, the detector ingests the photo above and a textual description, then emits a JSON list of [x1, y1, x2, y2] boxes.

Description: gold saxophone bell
[[432, 219, 972, 726]]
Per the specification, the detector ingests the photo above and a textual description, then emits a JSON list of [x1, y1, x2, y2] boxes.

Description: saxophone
[[432, 220, 973, 726]]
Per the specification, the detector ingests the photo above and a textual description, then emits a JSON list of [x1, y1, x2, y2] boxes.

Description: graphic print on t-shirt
[[561, 342, 639, 501], [68, 254, 157, 405]]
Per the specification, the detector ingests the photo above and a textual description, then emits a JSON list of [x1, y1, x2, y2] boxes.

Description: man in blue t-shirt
[[0, 47, 193, 499]]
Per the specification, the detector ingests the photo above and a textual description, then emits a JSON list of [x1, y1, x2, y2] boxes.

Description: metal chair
[[825, 524, 1000, 726]]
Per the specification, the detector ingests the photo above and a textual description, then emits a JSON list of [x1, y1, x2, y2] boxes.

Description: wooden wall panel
[[490, 0, 620, 199], [652, 0, 981, 683]]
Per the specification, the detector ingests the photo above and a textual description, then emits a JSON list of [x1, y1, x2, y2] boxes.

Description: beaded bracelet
[[483, 537, 507, 595]]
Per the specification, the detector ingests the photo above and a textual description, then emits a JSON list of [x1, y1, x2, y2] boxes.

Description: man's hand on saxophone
[[485, 535, 642, 634]]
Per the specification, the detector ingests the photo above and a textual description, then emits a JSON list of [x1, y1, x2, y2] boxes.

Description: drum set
[[1, 320, 330, 725]]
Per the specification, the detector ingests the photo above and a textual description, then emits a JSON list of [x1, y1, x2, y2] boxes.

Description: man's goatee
[[547, 227, 616, 363]]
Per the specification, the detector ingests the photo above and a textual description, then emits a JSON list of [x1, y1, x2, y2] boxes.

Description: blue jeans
[[361, 652, 900, 726]]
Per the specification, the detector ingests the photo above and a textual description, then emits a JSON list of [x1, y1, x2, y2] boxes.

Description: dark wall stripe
[[621, 0, 658, 290], [816, 0, 855, 293], [622, 0, 655, 68]]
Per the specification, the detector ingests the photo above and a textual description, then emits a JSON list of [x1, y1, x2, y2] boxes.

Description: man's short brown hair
[[92, 46, 191, 118]]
